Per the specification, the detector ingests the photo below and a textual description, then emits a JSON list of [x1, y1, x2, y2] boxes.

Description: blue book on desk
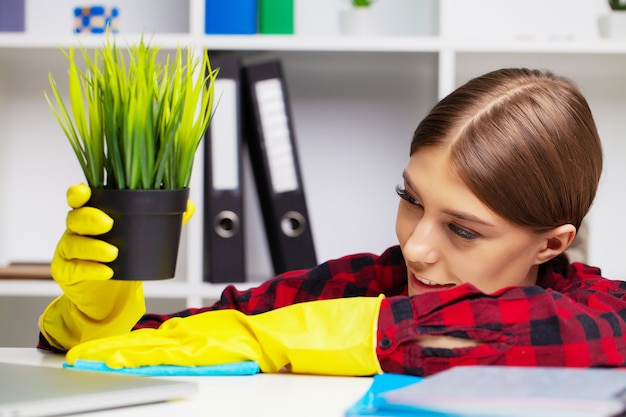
[[347, 366, 626, 417], [345, 373, 432, 417]]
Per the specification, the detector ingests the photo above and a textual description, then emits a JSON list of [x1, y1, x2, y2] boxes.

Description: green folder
[[259, 0, 294, 34]]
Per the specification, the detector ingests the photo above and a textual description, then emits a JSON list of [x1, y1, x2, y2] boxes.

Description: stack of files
[[203, 57, 317, 282], [345, 366, 626, 417]]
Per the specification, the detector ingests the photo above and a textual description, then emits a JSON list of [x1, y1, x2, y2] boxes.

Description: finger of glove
[[67, 183, 91, 209], [66, 326, 203, 367], [182, 200, 195, 225], [67, 207, 113, 236], [103, 342, 259, 370], [52, 234, 117, 284], [51, 257, 115, 284], [66, 329, 180, 366], [55, 232, 118, 264], [67, 322, 261, 369]]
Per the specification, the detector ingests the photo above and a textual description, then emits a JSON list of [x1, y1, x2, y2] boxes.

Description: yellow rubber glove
[[39, 184, 146, 351], [67, 296, 385, 376]]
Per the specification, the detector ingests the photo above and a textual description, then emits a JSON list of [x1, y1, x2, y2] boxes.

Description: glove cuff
[[39, 281, 145, 351], [274, 295, 385, 376]]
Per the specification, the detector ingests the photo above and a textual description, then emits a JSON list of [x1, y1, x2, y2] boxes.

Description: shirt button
[[379, 337, 392, 350]]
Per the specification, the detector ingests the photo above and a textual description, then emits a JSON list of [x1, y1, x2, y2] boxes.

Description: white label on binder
[[255, 78, 299, 194], [211, 79, 239, 190]]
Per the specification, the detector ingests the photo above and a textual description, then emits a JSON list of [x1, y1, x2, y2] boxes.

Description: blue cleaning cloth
[[63, 359, 260, 376]]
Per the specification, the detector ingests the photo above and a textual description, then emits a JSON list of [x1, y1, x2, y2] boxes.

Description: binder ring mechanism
[[214, 210, 241, 239], [281, 211, 307, 238]]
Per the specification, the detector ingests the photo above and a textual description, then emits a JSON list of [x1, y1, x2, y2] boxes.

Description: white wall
[[440, 0, 610, 40], [296, 0, 438, 36]]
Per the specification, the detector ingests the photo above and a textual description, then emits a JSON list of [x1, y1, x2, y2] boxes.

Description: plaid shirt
[[133, 245, 626, 376]]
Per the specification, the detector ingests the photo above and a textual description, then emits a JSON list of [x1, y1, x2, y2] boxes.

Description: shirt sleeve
[[376, 262, 626, 376]]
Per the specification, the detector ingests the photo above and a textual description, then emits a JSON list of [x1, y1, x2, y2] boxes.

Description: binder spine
[[203, 57, 246, 283], [243, 60, 317, 274]]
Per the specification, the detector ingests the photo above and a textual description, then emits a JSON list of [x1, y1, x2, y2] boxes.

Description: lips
[[409, 272, 455, 295]]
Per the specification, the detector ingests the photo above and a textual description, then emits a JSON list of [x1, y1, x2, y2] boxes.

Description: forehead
[[405, 147, 499, 220]]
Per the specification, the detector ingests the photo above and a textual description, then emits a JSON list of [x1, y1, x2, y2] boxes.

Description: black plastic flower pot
[[87, 188, 190, 281]]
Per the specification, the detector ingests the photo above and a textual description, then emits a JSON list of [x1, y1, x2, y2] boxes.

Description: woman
[[38, 68, 626, 376]]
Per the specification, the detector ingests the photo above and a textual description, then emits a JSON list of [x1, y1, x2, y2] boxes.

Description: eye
[[395, 185, 421, 207], [448, 223, 479, 241]]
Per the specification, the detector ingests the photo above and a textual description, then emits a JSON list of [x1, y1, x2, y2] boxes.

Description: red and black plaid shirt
[[132, 245, 626, 376]]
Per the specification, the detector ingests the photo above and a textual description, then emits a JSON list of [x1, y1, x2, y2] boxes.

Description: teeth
[[416, 275, 443, 286]]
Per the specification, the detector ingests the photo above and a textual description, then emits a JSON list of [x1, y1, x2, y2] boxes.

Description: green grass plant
[[353, 0, 375, 6], [45, 36, 217, 190]]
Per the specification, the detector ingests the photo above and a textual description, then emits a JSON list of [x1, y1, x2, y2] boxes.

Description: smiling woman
[[38, 68, 626, 378], [396, 68, 600, 297], [397, 146, 569, 296]]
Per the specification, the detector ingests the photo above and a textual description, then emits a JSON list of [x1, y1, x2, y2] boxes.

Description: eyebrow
[[402, 170, 496, 228]]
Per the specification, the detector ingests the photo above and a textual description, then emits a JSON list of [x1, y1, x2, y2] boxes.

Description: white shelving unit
[[1, 0, 626, 346]]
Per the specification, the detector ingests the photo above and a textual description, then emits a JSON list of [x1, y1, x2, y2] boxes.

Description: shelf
[[0, 279, 258, 300], [2, 33, 626, 54], [197, 35, 443, 52], [0, 33, 195, 49], [0, 280, 60, 297], [0, 33, 443, 52], [451, 38, 626, 54]]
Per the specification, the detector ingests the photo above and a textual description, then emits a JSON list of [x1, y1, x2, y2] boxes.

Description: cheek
[[457, 245, 537, 292]]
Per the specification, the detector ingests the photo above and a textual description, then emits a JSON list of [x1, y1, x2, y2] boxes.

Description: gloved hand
[[66, 296, 385, 376], [39, 184, 146, 351]]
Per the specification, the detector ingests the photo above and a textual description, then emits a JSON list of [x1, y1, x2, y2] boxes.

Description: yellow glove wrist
[[39, 281, 145, 351]]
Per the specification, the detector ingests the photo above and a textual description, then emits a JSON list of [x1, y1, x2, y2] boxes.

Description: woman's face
[[396, 146, 549, 296]]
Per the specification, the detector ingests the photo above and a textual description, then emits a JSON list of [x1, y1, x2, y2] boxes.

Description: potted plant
[[599, 0, 626, 38], [340, 0, 380, 36], [45, 36, 217, 280]]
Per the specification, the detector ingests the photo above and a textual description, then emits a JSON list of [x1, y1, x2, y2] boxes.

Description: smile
[[415, 275, 442, 286], [408, 271, 456, 296], [414, 274, 453, 287]]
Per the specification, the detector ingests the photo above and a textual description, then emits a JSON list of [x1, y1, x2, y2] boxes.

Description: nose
[[402, 218, 440, 265]]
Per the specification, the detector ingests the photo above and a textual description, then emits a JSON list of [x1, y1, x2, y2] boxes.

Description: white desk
[[0, 348, 373, 416]]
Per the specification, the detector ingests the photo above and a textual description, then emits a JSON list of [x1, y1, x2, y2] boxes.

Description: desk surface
[[0, 348, 373, 416]]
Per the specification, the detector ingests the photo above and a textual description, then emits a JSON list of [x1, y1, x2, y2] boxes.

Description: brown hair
[[411, 68, 602, 232]]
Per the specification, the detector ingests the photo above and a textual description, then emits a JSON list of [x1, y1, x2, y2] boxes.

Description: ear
[[535, 224, 577, 264]]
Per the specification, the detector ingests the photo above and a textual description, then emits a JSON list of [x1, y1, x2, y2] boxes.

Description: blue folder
[[346, 374, 432, 416], [205, 0, 257, 34]]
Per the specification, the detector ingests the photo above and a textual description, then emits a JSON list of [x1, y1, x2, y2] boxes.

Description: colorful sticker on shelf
[[73, 6, 119, 34]]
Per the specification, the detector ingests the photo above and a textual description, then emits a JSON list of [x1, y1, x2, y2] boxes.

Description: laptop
[[0, 362, 198, 417]]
